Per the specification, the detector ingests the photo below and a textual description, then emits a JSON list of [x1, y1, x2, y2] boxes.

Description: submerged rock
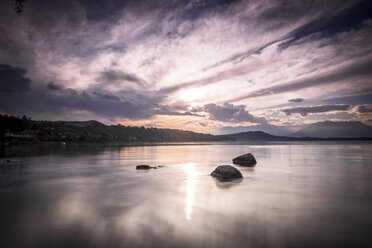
[[232, 153, 257, 167], [211, 165, 243, 181], [136, 165, 157, 170]]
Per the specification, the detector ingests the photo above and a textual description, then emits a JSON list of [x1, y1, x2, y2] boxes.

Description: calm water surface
[[1, 142, 372, 248]]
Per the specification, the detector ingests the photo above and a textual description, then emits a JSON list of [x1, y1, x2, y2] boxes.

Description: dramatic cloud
[[0, 0, 371, 132], [47, 82, 61, 91], [355, 104, 372, 113], [229, 55, 372, 102], [0, 64, 32, 93], [282, 104, 351, 117], [353, 104, 372, 125], [288, 98, 304, 103], [199, 122, 207, 127], [0, 81, 163, 121], [153, 105, 204, 117], [92, 91, 121, 101], [204, 103, 266, 124], [98, 70, 148, 87]]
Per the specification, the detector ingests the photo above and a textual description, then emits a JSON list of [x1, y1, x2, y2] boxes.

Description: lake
[[1, 142, 372, 248]]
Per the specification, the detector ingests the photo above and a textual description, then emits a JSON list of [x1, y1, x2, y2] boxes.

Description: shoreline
[[2, 139, 372, 148]]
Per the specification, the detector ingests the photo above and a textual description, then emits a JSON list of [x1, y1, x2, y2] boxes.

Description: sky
[[0, 0, 371, 134]]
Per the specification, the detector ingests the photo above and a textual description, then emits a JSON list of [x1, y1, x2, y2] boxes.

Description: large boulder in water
[[232, 153, 257, 167], [211, 165, 243, 181]]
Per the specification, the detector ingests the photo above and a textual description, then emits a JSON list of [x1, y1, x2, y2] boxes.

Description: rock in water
[[136, 165, 157, 170], [232, 153, 257, 166], [211, 165, 243, 181]]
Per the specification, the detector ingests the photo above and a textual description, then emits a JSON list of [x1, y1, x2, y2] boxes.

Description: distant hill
[[63, 120, 103, 127], [220, 130, 372, 141], [0, 114, 232, 143], [219, 124, 294, 136], [222, 131, 285, 141], [1, 114, 371, 143], [293, 121, 372, 138], [219, 121, 372, 138]]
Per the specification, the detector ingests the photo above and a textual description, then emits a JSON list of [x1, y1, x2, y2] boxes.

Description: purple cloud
[[282, 104, 350, 116], [204, 103, 267, 124]]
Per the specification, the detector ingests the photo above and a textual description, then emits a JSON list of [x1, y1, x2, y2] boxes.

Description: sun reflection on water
[[184, 163, 197, 220]]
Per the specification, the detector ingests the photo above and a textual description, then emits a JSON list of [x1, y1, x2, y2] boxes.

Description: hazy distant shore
[[1, 115, 371, 145]]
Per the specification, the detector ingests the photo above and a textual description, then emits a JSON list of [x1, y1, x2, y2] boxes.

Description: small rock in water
[[211, 165, 243, 181], [232, 153, 257, 167], [136, 165, 157, 170], [6, 159, 11, 163]]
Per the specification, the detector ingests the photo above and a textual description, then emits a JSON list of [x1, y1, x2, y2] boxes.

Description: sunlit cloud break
[[0, 0, 371, 134]]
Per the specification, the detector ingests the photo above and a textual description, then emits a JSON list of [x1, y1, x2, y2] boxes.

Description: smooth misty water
[[1, 142, 372, 248]]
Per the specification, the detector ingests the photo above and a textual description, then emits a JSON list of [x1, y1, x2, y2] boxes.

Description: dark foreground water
[[1, 142, 372, 248]]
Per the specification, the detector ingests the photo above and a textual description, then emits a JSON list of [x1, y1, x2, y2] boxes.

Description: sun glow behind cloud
[[0, 0, 371, 133]]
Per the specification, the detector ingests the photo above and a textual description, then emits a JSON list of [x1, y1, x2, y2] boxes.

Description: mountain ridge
[[1, 114, 371, 143], [219, 130, 372, 141], [219, 121, 372, 138]]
